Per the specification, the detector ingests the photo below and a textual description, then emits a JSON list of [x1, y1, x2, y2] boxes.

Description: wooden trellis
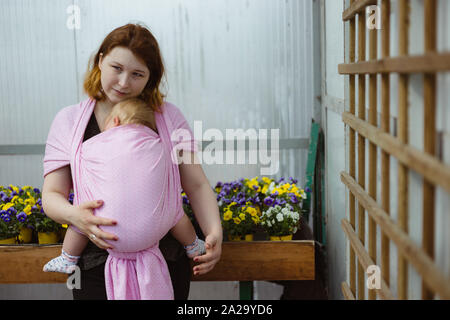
[[339, 0, 450, 300]]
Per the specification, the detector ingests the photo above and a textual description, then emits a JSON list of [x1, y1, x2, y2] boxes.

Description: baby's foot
[[185, 236, 206, 259], [43, 250, 80, 274]]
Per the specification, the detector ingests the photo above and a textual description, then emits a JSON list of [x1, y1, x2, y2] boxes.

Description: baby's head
[[103, 98, 156, 132]]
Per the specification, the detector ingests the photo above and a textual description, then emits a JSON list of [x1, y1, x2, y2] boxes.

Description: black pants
[[72, 254, 191, 300]]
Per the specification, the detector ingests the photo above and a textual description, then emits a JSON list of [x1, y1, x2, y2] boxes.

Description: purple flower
[[37, 198, 42, 206], [290, 195, 299, 204], [33, 188, 41, 194], [278, 199, 286, 205], [215, 182, 223, 189], [263, 197, 274, 206], [1, 211, 11, 222], [7, 207, 17, 215], [305, 187, 312, 193], [16, 212, 27, 222]]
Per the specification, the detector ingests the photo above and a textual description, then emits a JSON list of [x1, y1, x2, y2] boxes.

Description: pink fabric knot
[[105, 245, 173, 300]]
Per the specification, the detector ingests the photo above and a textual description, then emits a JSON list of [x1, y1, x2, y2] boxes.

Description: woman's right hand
[[70, 200, 118, 250]]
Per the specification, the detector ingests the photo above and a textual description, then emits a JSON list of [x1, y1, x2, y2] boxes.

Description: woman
[[41, 23, 222, 300]]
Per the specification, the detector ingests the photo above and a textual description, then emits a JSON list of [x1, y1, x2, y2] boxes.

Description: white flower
[[276, 213, 284, 222], [293, 226, 298, 234], [267, 220, 272, 227]]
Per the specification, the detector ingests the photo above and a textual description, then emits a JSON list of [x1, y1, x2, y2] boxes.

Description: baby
[[44, 98, 205, 274]]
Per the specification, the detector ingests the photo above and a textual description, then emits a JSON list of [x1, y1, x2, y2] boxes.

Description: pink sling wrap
[[43, 98, 198, 299]]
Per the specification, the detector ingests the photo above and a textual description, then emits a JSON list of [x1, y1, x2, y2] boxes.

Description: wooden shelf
[[0, 240, 315, 284]]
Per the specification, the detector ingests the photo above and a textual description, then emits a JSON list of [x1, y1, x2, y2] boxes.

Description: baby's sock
[[184, 235, 206, 259], [43, 249, 80, 274]]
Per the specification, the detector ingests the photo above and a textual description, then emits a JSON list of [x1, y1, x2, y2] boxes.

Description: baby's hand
[[185, 236, 206, 259]]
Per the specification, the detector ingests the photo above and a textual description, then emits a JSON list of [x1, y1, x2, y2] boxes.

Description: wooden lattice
[[339, 0, 450, 300]]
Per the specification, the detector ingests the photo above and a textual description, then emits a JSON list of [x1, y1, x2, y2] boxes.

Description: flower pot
[[19, 227, 33, 243], [0, 237, 17, 244], [38, 232, 59, 244], [269, 234, 293, 241], [228, 234, 253, 242]]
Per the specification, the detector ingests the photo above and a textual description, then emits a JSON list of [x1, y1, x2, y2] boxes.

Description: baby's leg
[[43, 227, 89, 274], [170, 214, 205, 258], [62, 227, 90, 256]]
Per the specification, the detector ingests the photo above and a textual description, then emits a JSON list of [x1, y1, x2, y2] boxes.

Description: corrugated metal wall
[[0, 0, 321, 299]]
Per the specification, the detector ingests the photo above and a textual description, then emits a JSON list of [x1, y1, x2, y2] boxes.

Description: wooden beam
[[342, 112, 450, 193], [193, 241, 315, 281], [341, 219, 394, 300], [0, 241, 315, 284], [342, 0, 378, 21], [338, 53, 450, 74], [0, 245, 67, 284], [341, 281, 356, 300]]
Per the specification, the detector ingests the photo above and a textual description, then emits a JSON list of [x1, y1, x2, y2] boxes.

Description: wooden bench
[[0, 240, 314, 299]]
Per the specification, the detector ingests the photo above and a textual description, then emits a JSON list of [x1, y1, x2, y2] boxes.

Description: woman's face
[[98, 46, 150, 105]]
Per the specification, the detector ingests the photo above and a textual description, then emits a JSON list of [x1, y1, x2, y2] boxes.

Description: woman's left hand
[[192, 233, 222, 276]]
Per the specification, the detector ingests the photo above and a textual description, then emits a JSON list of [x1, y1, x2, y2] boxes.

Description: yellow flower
[[62, 224, 68, 229], [25, 197, 35, 206], [11, 195, 19, 203], [251, 216, 260, 223], [261, 185, 269, 194], [9, 185, 19, 193], [246, 207, 257, 216], [233, 217, 241, 224], [2, 203, 14, 211], [224, 210, 233, 221], [23, 205, 32, 215], [262, 177, 272, 184], [239, 213, 246, 221]]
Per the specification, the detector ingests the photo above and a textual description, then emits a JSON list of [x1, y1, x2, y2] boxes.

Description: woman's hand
[[192, 233, 222, 276], [70, 200, 118, 250]]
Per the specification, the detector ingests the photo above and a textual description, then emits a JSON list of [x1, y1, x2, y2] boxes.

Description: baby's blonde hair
[[109, 98, 156, 131]]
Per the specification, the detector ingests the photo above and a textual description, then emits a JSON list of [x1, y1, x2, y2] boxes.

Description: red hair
[[83, 23, 166, 113]]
